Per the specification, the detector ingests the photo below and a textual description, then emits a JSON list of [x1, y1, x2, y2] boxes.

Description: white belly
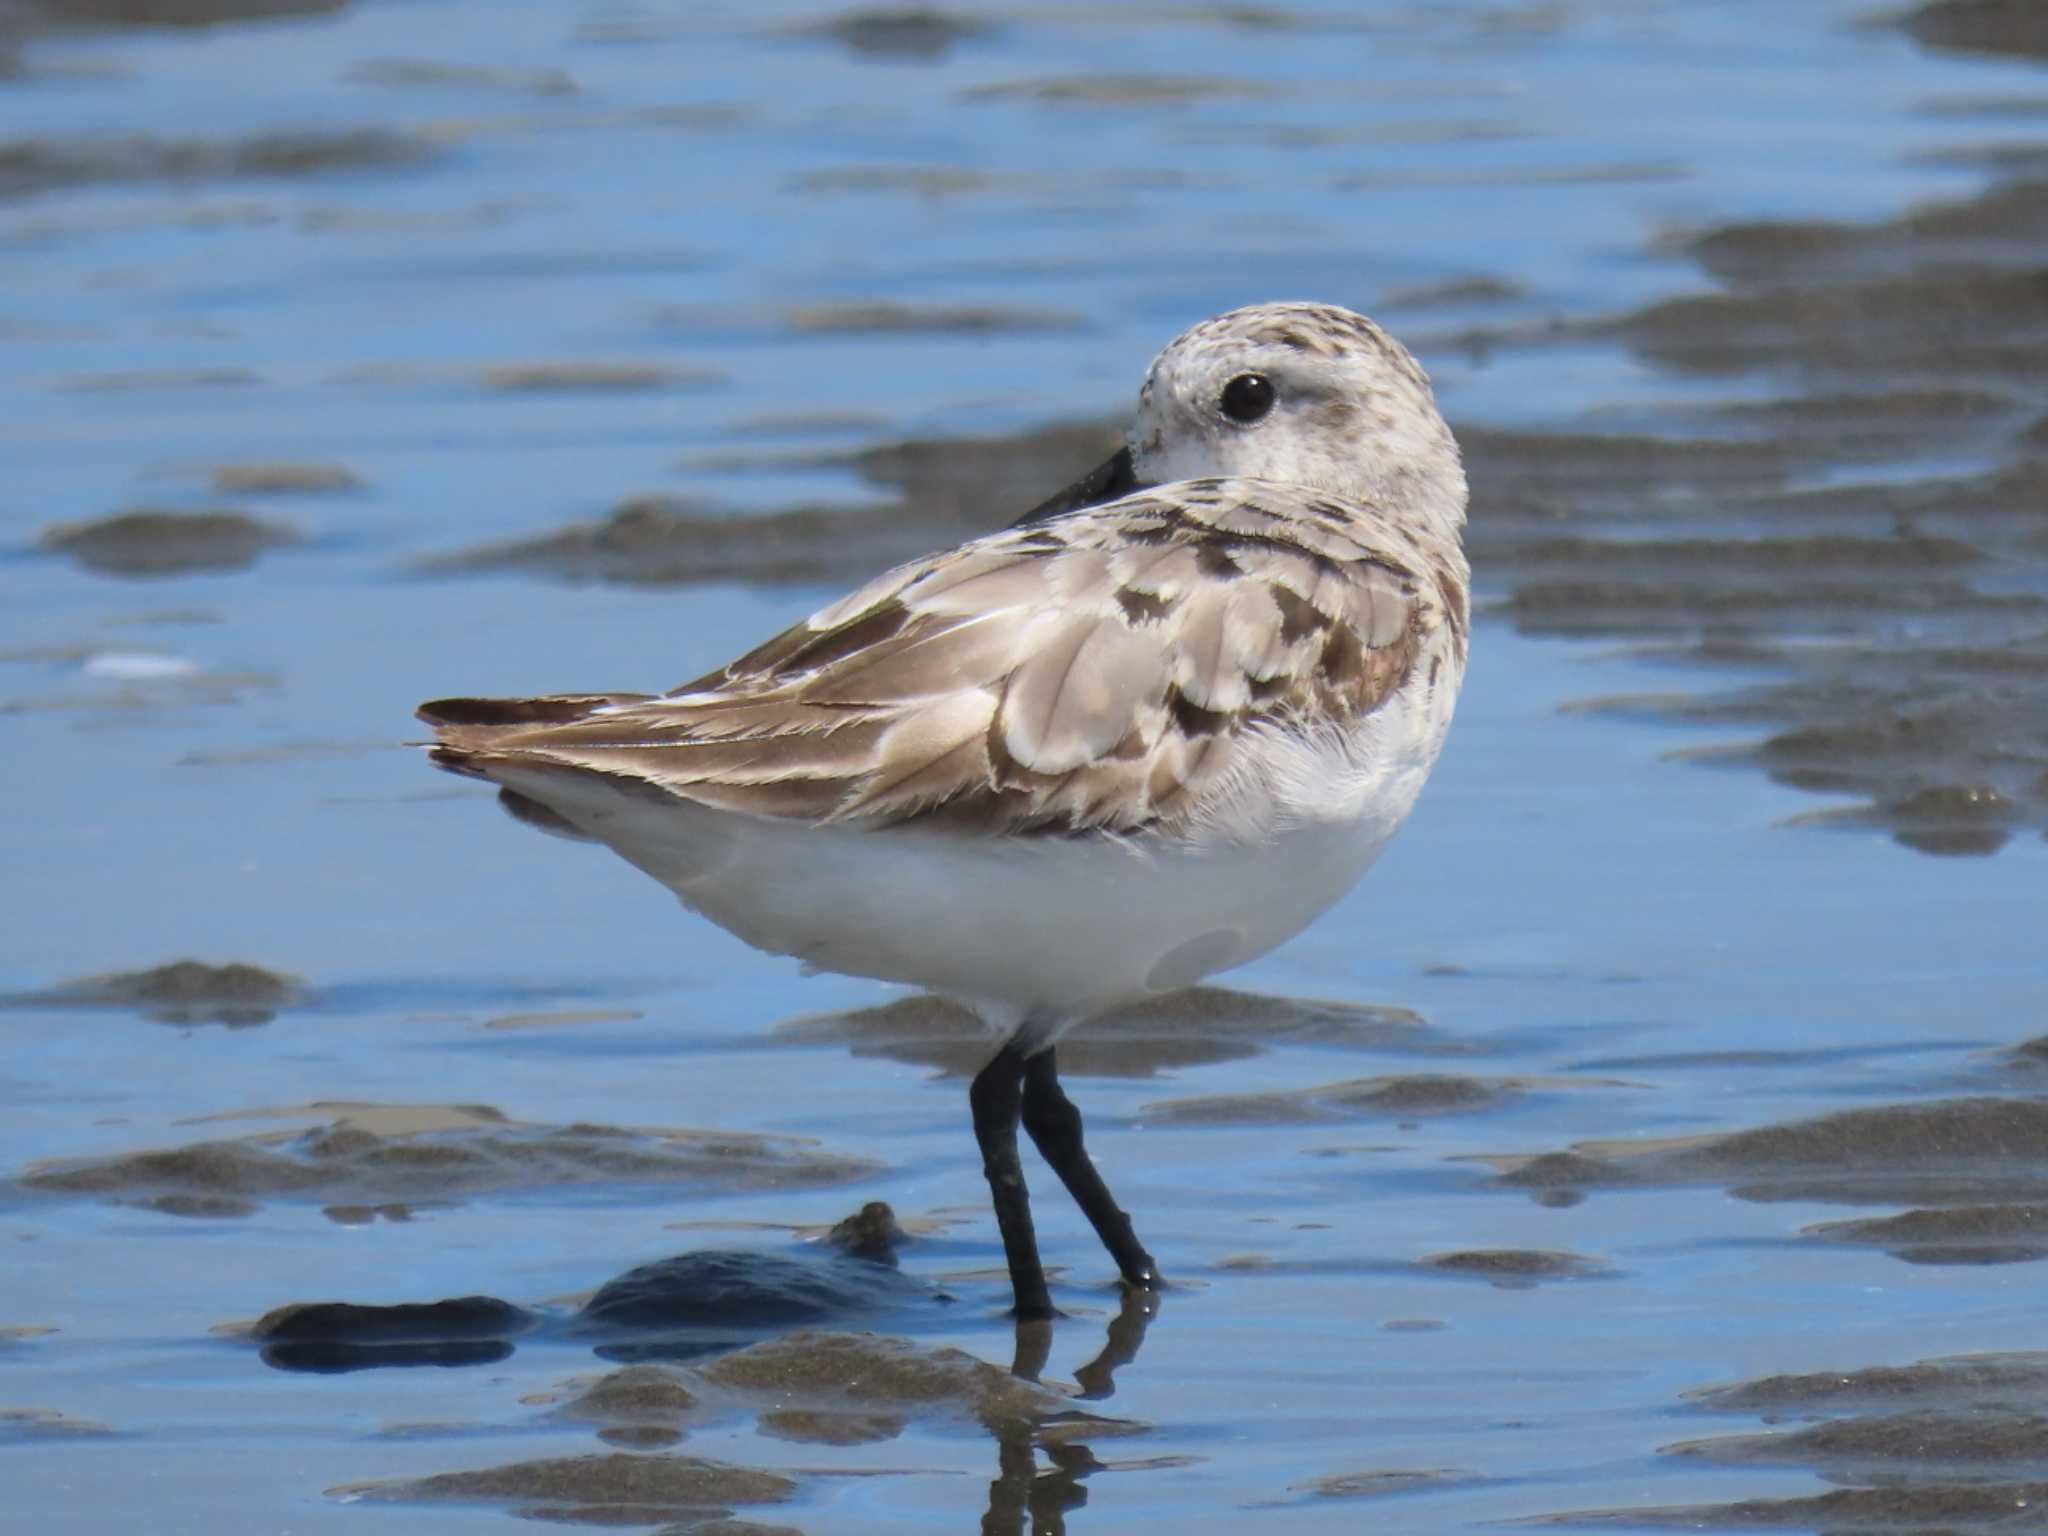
[[495, 638, 1459, 1030]]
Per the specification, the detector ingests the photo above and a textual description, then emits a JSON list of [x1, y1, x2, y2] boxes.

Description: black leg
[[970, 1042, 1055, 1321], [1020, 1047, 1161, 1290]]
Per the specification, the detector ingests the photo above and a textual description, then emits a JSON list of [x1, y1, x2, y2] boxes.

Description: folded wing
[[420, 481, 1445, 837]]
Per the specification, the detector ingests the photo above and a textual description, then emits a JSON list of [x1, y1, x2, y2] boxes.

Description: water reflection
[[300, 1261, 1164, 1531]]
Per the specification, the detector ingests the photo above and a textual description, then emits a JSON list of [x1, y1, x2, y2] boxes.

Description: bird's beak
[[1011, 444, 1143, 527]]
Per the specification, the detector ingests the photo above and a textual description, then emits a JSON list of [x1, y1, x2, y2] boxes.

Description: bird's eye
[[1219, 373, 1275, 424]]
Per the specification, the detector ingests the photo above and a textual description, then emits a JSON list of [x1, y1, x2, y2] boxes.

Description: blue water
[[3, 2, 2047, 1532]]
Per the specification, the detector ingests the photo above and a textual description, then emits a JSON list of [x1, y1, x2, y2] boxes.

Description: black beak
[[1011, 444, 1143, 528]]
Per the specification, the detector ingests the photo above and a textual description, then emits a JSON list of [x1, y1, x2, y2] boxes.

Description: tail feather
[[416, 692, 651, 729], [418, 692, 638, 843], [426, 744, 494, 779], [419, 690, 656, 781]]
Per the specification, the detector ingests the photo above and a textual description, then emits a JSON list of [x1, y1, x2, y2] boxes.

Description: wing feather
[[421, 480, 1456, 837], [837, 691, 1001, 819], [798, 610, 1018, 705], [1000, 613, 1169, 774]]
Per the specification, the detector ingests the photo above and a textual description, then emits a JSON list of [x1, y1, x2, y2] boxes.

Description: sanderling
[[420, 301, 1470, 1320]]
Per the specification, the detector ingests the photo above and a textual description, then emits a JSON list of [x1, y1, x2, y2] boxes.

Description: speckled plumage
[[427, 303, 1467, 874], [421, 300, 1472, 1316], [426, 476, 1464, 844]]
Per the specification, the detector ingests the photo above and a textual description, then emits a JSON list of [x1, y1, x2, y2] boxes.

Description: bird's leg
[[1020, 1046, 1161, 1290], [969, 1042, 1056, 1321]]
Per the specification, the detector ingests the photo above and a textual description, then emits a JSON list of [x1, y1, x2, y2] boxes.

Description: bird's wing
[[420, 480, 1455, 836]]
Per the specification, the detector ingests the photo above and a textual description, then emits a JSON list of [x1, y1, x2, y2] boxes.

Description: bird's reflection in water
[[1011, 1286, 1158, 1394], [990, 1289, 1162, 1536]]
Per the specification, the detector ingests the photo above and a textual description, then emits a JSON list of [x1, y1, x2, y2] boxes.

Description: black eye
[[1219, 373, 1275, 424]]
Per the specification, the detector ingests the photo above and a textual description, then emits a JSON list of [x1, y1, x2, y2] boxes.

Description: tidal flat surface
[[3, 1, 2047, 1532]]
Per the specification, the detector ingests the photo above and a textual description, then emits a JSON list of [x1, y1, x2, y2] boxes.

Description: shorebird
[[419, 301, 1470, 1320]]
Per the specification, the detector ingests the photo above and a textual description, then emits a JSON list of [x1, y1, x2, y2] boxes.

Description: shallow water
[[4, 1, 2048, 1532]]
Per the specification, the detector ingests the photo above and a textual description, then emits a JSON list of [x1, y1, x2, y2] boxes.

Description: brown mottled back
[[422, 477, 1464, 839]]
